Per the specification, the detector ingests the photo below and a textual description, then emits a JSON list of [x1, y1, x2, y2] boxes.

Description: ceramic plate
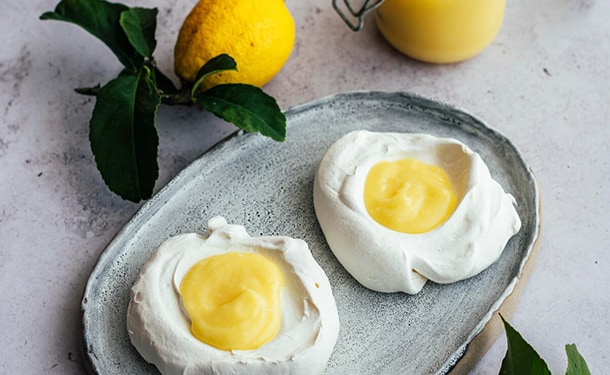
[[81, 91, 540, 375]]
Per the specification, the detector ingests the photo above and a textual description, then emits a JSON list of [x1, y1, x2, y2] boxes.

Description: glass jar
[[333, 0, 506, 63]]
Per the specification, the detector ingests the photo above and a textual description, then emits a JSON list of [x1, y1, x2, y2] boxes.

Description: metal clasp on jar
[[332, 0, 385, 31]]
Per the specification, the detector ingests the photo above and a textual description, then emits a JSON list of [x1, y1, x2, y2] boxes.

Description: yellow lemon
[[174, 0, 295, 88]]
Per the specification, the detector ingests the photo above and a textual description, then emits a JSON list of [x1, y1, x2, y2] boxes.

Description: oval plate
[[81, 91, 540, 375]]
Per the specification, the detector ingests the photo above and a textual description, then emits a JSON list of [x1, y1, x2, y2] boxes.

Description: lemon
[[174, 0, 295, 88]]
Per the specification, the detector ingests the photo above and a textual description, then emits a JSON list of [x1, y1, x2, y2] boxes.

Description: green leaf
[[120, 7, 158, 58], [500, 315, 551, 375], [195, 84, 286, 142], [40, 0, 143, 71], [565, 344, 591, 375], [191, 54, 238, 97], [89, 66, 161, 202]]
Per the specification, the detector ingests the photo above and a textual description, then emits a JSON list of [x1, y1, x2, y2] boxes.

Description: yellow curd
[[180, 252, 283, 350], [364, 158, 457, 234], [375, 0, 506, 63]]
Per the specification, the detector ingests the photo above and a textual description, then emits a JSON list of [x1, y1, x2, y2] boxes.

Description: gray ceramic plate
[[81, 91, 540, 375]]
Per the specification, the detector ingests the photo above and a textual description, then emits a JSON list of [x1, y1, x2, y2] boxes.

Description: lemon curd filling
[[364, 158, 457, 234], [375, 0, 506, 63], [179, 252, 283, 350]]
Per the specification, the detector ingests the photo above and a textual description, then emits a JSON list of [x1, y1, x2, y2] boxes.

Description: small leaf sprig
[[500, 315, 591, 375], [41, 0, 286, 202]]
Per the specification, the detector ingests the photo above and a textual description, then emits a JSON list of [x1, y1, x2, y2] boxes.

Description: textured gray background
[[1, 0, 608, 374]]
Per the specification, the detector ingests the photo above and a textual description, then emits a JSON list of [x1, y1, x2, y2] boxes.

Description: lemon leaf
[[120, 7, 158, 59], [40, 0, 143, 71], [196, 84, 286, 142], [89, 66, 161, 202], [565, 344, 591, 375], [191, 54, 237, 98], [500, 315, 551, 375]]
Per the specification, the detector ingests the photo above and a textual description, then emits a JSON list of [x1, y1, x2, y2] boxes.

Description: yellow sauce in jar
[[375, 0, 506, 63]]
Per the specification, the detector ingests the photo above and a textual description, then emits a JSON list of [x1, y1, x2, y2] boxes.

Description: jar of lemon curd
[[332, 0, 506, 63]]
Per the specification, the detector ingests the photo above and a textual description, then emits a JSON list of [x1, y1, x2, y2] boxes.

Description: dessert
[[313, 130, 521, 294], [127, 217, 339, 374]]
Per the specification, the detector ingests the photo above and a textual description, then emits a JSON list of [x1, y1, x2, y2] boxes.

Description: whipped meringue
[[127, 217, 340, 374], [313, 130, 521, 294]]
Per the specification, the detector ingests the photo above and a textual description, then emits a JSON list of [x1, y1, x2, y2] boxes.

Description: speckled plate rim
[[80, 90, 541, 375]]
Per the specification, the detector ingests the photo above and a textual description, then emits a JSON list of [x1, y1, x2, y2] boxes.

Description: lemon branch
[[41, 0, 286, 202]]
